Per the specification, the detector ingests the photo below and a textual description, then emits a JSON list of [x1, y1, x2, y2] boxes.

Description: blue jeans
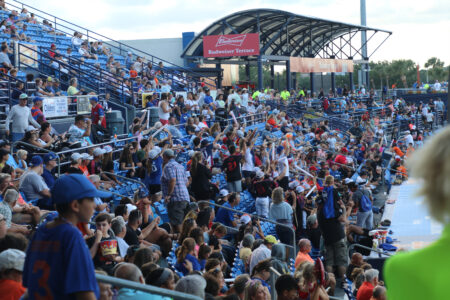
[[255, 197, 270, 218], [11, 132, 24, 142], [357, 210, 374, 230]]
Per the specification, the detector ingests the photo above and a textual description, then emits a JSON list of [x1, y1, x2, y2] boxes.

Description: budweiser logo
[[216, 34, 247, 47]]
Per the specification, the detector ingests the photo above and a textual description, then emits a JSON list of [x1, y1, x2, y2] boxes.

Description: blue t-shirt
[[41, 168, 55, 189], [6, 155, 19, 169], [215, 202, 235, 227], [175, 253, 201, 276], [144, 156, 163, 185], [23, 222, 100, 299], [204, 95, 213, 105]]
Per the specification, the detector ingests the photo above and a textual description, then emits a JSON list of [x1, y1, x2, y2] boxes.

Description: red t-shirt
[[91, 103, 107, 128], [0, 278, 26, 300], [357, 281, 374, 300]]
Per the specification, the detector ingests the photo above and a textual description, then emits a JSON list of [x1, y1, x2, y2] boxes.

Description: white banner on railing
[[43, 96, 68, 118]]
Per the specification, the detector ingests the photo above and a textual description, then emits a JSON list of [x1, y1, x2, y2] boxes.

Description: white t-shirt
[[277, 156, 289, 178], [158, 101, 170, 121], [242, 148, 255, 172], [426, 112, 433, 122], [405, 134, 414, 146]]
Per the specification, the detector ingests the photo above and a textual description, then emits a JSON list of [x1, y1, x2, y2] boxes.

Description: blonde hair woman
[[384, 127, 450, 300], [269, 187, 294, 246]]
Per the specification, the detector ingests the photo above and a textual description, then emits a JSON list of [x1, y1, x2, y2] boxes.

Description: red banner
[[290, 57, 354, 73], [203, 33, 260, 58]]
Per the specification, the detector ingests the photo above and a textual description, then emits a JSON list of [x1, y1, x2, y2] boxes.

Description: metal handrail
[[95, 273, 202, 300], [100, 171, 147, 191], [198, 200, 296, 254], [5, 0, 216, 89], [348, 243, 392, 258]]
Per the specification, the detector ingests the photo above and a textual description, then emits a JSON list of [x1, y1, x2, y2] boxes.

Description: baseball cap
[[19, 93, 28, 100], [163, 149, 175, 157], [240, 214, 251, 225], [71, 153, 82, 161], [33, 96, 44, 103], [103, 145, 113, 153], [0, 249, 26, 272], [188, 150, 195, 158], [344, 178, 354, 184], [89, 96, 98, 102], [296, 186, 305, 193], [51, 174, 111, 204], [219, 189, 229, 197], [341, 147, 348, 153], [30, 155, 43, 167], [148, 146, 161, 159], [256, 170, 265, 179], [43, 152, 57, 163], [93, 148, 106, 157], [25, 125, 37, 132], [309, 166, 317, 171], [276, 145, 284, 154], [264, 235, 279, 244], [289, 181, 299, 189], [81, 153, 93, 160]]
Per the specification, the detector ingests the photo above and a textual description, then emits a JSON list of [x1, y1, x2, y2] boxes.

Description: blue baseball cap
[[89, 96, 98, 102], [51, 174, 112, 204], [43, 152, 57, 163], [30, 155, 43, 167], [276, 145, 284, 154], [33, 96, 44, 103]]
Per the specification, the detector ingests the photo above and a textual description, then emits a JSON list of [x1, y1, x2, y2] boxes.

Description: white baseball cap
[[0, 249, 26, 272], [240, 214, 251, 225], [93, 148, 106, 157], [148, 146, 161, 159], [81, 153, 93, 160], [103, 145, 113, 153], [71, 153, 82, 161], [296, 186, 305, 193], [219, 189, 229, 197]]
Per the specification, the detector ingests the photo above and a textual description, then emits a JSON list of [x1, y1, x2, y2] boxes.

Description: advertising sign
[[290, 57, 354, 73], [42, 96, 68, 118], [203, 33, 260, 58]]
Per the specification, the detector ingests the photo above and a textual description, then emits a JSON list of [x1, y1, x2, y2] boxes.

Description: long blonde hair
[[190, 152, 203, 177]]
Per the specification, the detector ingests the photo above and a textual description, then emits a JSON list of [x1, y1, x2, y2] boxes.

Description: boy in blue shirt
[[23, 174, 111, 300]]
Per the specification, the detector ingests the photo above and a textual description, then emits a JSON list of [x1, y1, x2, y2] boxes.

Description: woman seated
[[175, 237, 201, 276], [22, 127, 53, 149]]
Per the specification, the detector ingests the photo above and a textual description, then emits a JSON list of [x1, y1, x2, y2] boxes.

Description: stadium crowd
[[0, 4, 447, 300], [1, 76, 443, 300]]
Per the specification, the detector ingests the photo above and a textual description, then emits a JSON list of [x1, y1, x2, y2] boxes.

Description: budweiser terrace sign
[[203, 33, 260, 58]]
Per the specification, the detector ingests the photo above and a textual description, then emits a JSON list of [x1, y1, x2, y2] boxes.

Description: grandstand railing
[[49, 135, 139, 175], [5, 0, 217, 90], [100, 171, 147, 190], [95, 273, 202, 300], [198, 200, 296, 254], [348, 243, 392, 258]]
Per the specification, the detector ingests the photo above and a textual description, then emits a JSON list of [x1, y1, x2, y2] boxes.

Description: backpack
[[360, 192, 372, 212]]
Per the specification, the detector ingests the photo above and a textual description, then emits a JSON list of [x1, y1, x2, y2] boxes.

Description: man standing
[[90, 96, 106, 129], [5, 93, 41, 142], [222, 145, 242, 193], [161, 149, 189, 233], [30, 96, 46, 124], [349, 182, 373, 230], [23, 174, 110, 299]]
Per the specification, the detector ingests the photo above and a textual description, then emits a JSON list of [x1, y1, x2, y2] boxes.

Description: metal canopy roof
[[181, 8, 391, 61]]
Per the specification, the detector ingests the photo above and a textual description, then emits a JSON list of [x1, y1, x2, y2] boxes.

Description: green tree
[[424, 57, 446, 82]]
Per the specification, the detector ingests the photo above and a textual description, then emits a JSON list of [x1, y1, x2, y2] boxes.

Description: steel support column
[[270, 65, 275, 89], [331, 72, 336, 95], [245, 63, 250, 81], [257, 56, 263, 90], [349, 72, 354, 92], [293, 72, 297, 90], [310, 72, 315, 97], [286, 59, 291, 90], [216, 63, 222, 89]]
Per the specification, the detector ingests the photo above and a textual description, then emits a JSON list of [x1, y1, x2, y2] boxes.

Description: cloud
[[20, 0, 450, 65]]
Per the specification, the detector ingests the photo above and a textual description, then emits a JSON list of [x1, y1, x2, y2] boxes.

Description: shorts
[[148, 184, 161, 195], [227, 180, 242, 193], [160, 119, 169, 125], [324, 238, 348, 268], [167, 200, 188, 226]]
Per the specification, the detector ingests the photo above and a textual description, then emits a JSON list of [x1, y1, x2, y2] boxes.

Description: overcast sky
[[22, 0, 450, 66]]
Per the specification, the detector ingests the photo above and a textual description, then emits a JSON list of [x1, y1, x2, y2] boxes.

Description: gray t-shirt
[[19, 170, 49, 200], [0, 51, 11, 66], [269, 202, 293, 223]]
